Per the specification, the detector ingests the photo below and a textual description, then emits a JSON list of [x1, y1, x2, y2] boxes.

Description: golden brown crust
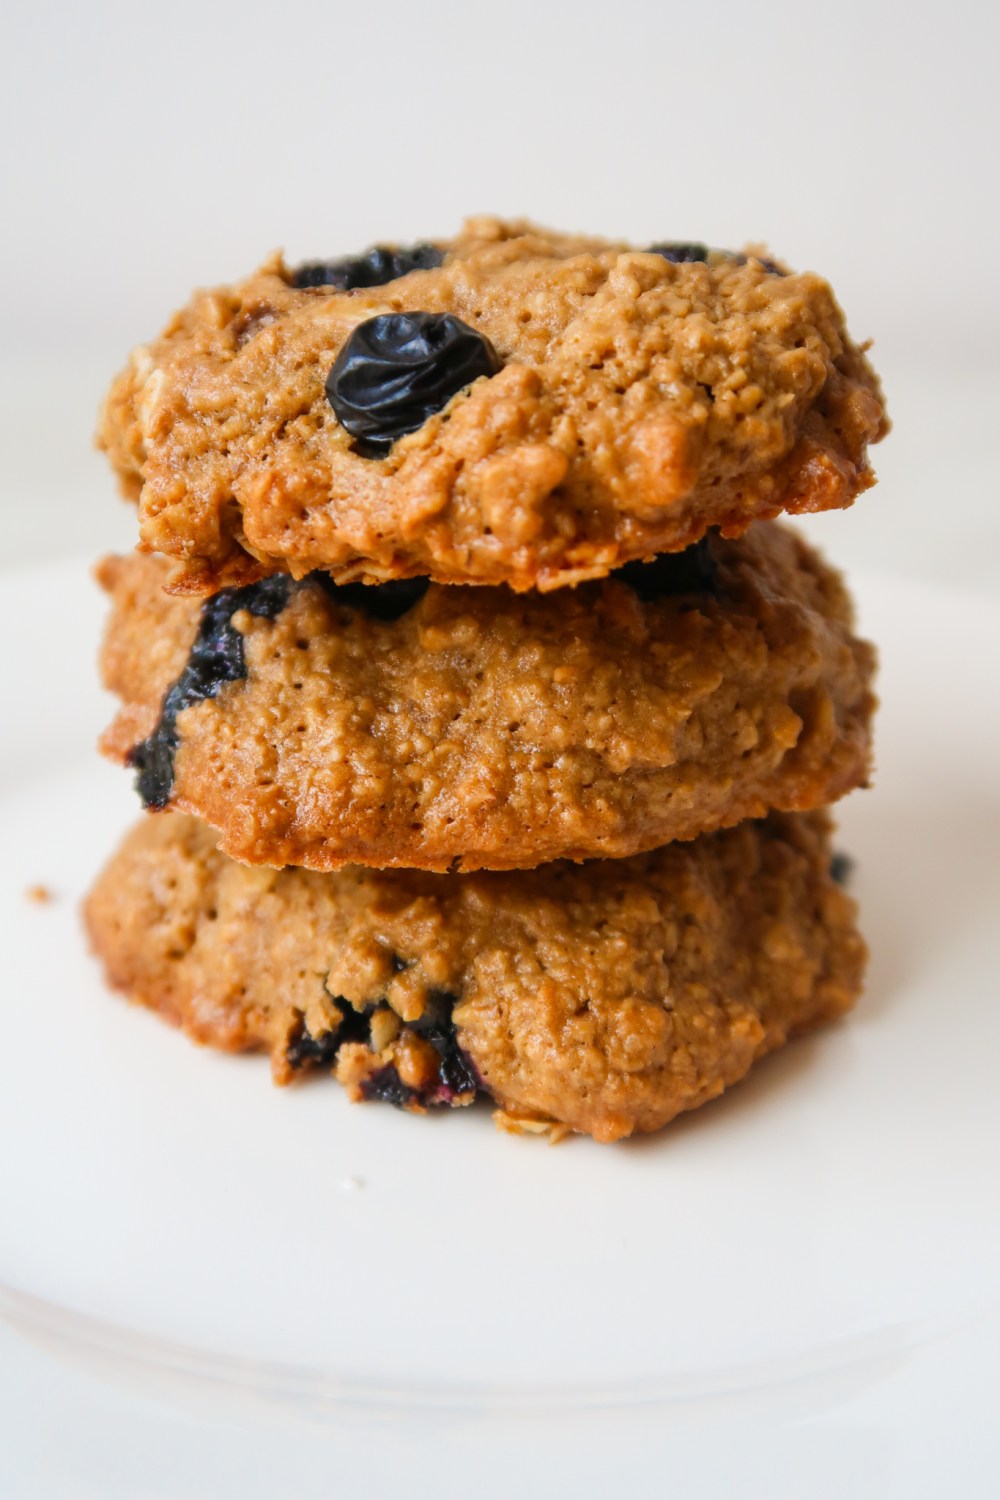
[[84, 810, 866, 1142], [97, 524, 876, 872], [97, 218, 886, 595]]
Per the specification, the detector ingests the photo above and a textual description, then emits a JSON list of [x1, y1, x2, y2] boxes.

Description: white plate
[[1, 557, 999, 1498]]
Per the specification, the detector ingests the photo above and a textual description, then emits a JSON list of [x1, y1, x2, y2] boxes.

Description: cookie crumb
[[492, 1108, 572, 1145], [25, 884, 54, 904]]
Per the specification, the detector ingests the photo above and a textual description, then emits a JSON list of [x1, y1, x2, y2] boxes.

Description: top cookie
[[99, 217, 887, 595]]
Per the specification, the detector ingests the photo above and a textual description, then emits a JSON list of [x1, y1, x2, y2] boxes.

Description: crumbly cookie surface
[[98, 218, 887, 595], [84, 810, 865, 1142], [98, 524, 876, 873]]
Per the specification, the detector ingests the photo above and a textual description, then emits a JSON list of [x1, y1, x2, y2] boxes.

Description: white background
[[1, 0, 997, 592]]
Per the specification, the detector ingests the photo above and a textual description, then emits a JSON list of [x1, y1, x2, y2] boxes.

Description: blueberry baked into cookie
[[85, 809, 864, 1143], [86, 218, 885, 1142], [98, 217, 887, 596], [96, 524, 875, 873]]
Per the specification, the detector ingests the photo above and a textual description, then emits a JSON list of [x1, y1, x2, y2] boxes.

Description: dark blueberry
[[434, 1036, 481, 1099], [735, 252, 786, 277], [646, 244, 785, 276], [617, 537, 719, 601], [410, 993, 481, 1099], [361, 1065, 416, 1109], [332, 998, 376, 1047], [286, 987, 482, 1108], [285, 997, 376, 1072], [325, 312, 502, 457], [830, 852, 855, 887], [313, 573, 430, 621], [128, 566, 436, 812], [285, 1025, 340, 1070], [127, 574, 294, 809], [290, 243, 444, 291], [646, 242, 710, 264]]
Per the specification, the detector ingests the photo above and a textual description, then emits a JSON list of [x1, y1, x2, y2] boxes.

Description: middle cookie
[[99, 522, 875, 872]]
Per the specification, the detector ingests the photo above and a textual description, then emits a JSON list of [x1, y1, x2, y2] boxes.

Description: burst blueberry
[[361, 1066, 417, 1108], [285, 1025, 340, 1070], [647, 242, 710, 263], [325, 312, 502, 456], [618, 538, 719, 601], [410, 992, 481, 1099], [735, 251, 786, 276], [290, 243, 444, 290], [647, 243, 785, 276], [127, 574, 294, 809], [315, 573, 430, 621], [128, 570, 431, 810]]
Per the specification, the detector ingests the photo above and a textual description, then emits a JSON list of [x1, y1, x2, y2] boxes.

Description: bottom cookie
[[84, 811, 865, 1142]]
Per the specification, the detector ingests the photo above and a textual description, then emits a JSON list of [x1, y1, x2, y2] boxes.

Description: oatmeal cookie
[[98, 524, 876, 872], [98, 217, 886, 595], [84, 809, 865, 1143]]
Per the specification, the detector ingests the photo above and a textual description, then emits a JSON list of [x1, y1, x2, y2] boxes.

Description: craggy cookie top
[[85, 809, 865, 1142], [98, 217, 887, 595], [98, 524, 876, 872]]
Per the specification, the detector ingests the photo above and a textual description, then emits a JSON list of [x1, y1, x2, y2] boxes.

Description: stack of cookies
[[85, 218, 886, 1143]]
